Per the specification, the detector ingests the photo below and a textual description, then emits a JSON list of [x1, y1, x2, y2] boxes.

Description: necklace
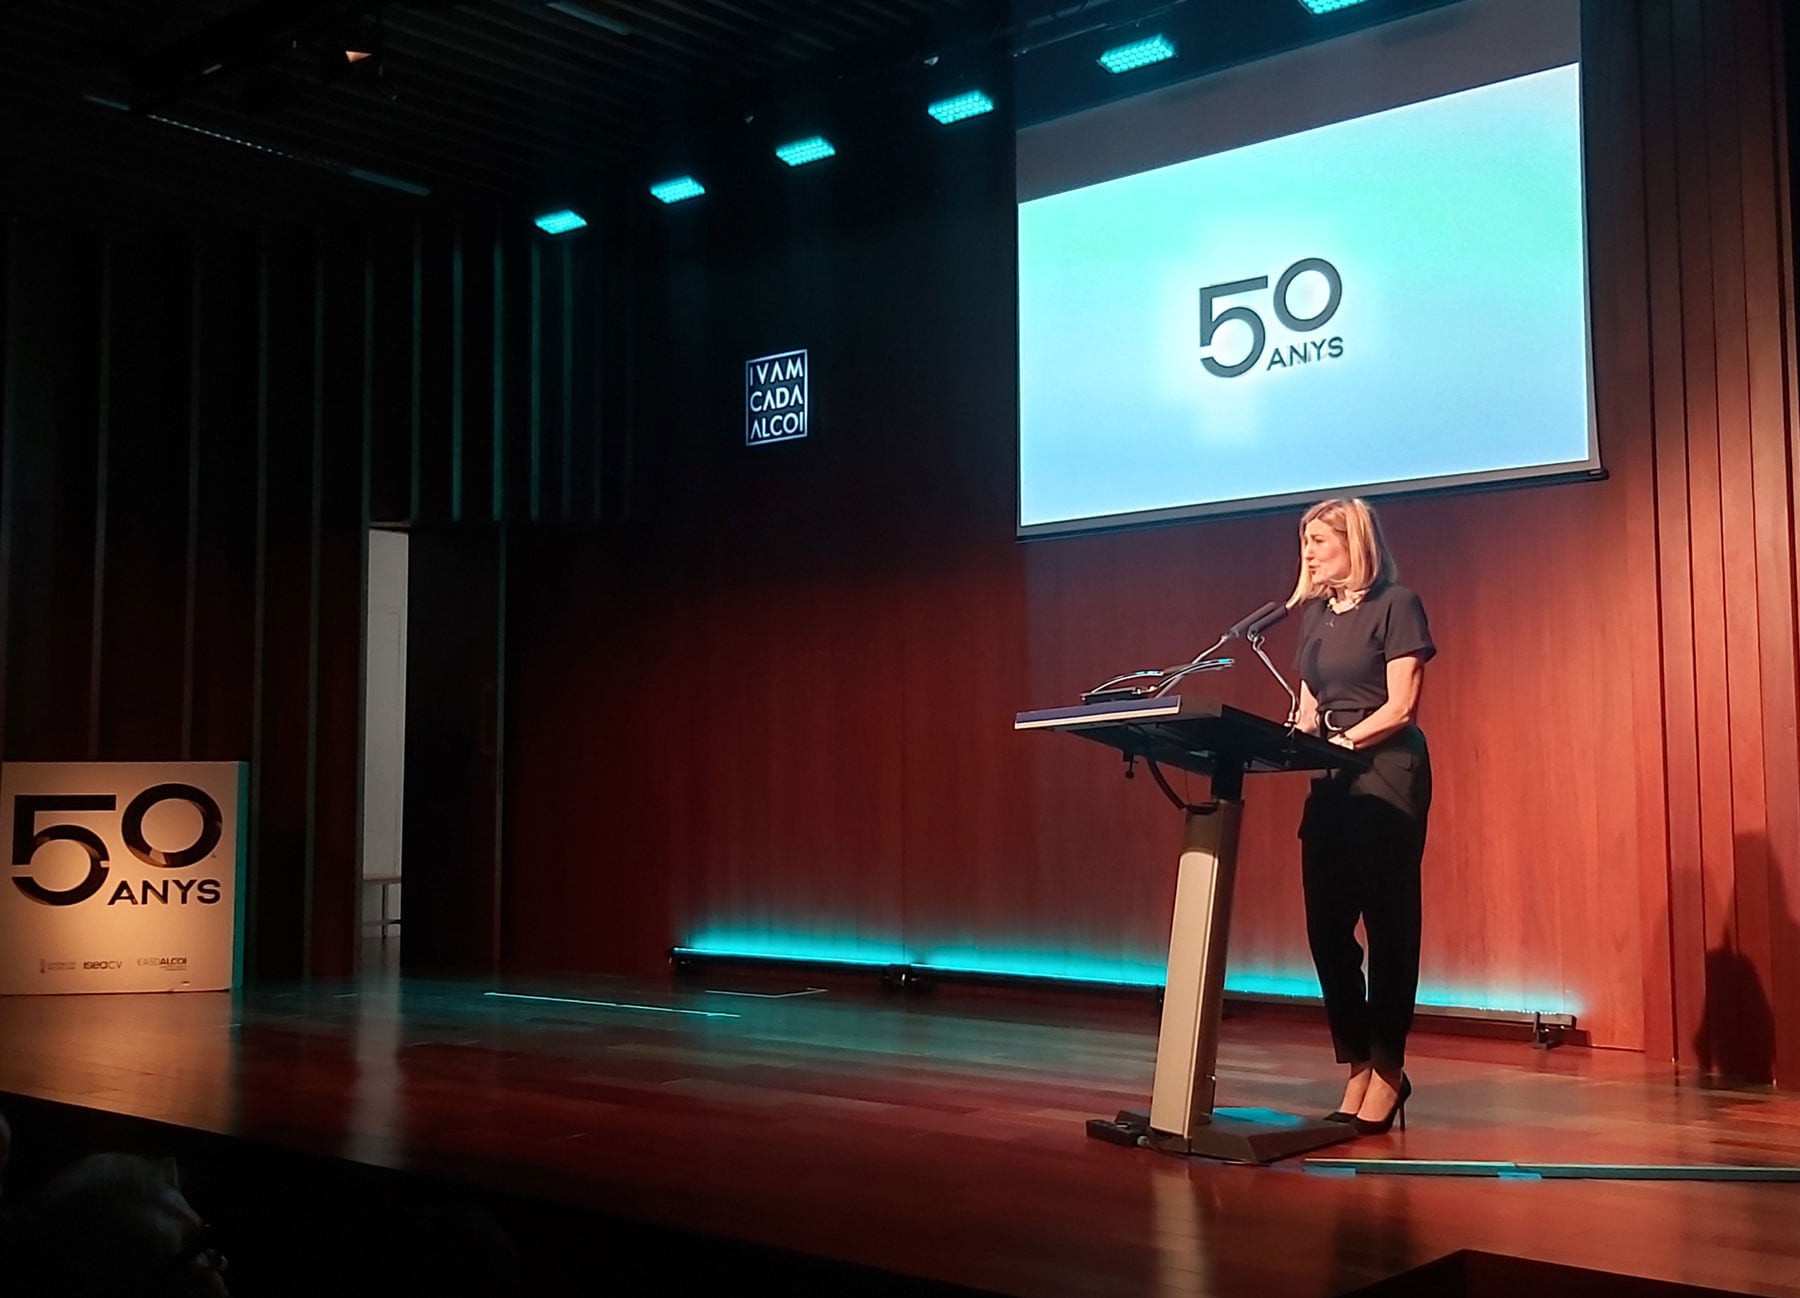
[[1326, 590, 1363, 625]]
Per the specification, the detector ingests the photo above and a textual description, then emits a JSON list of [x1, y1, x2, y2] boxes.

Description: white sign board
[[0, 763, 245, 994], [745, 348, 809, 445]]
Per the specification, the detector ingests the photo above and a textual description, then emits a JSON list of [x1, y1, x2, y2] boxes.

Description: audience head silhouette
[[11, 1152, 227, 1297]]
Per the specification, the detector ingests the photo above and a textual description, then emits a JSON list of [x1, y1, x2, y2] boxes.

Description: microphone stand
[[1149, 641, 1234, 697], [1081, 601, 1297, 715], [1082, 654, 1234, 703], [1245, 630, 1300, 728]]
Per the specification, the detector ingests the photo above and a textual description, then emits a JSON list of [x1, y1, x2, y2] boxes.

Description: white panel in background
[[362, 527, 408, 928]]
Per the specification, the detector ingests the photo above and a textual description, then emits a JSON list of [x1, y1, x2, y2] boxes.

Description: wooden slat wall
[[0, 213, 604, 981], [498, 0, 1800, 1070], [1638, 0, 1800, 1080], [3, 0, 1798, 1075], [1580, 0, 1678, 1064]]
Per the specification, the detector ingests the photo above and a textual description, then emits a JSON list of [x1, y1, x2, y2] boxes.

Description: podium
[[1015, 694, 1365, 1163]]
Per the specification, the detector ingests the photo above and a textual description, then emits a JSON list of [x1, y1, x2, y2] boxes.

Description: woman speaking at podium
[[1289, 498, 1434, 1136]]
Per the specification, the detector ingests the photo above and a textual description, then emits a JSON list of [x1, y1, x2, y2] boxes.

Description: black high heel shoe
[[1326, 1069, 1376, 1122], [1351, 1074, 1411, 1136]]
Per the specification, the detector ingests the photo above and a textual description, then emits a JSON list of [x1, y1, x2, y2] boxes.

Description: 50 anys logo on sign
[[11, 784, 224, 908]]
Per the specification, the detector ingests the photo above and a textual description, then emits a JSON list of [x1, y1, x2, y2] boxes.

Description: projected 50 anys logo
[[1199, 257, 1344, 378]]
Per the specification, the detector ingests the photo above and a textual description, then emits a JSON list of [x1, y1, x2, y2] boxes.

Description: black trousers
[[1300, 786, 1426, 1072]]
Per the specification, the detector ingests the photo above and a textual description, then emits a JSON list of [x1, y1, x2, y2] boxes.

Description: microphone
[[1148, 598, 1293, 699], [1219, 599, 1298, 720], [1224, 600, 1289, 640]]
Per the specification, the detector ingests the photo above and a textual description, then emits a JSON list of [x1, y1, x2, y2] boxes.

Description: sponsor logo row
[[39, 956, 188, 973]]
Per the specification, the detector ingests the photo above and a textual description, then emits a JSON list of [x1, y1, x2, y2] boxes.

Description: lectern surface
[[1014, 694, 1359, 781]]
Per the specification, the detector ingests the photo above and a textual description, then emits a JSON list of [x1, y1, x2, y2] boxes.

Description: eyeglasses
[[141, 1223, 228, 1292]]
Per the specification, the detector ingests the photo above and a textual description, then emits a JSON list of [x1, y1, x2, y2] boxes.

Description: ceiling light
[[534, 209, 588, 235], [1098, 35, 1176, 73], [927, 91, 995, 124], [649, 176, 706, 204], [775, 136, 836, 167]]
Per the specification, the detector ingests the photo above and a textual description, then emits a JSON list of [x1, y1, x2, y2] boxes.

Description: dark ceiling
[[1, 0, 1005, 224], [0, 0, 1463, 229]]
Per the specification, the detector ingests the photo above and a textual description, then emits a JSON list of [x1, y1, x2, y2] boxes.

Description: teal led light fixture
[[678, 932, 909, 967], [775, 135, 837, 167], [674, 933, 1578, 1020], [1097, 34, 1175, 73], [927, 90, 995, 125], [920, 946, 1167, 987], [1296, 0, 1371, 12], [533, 208, 587, 235], [649, 175, 706, 204]]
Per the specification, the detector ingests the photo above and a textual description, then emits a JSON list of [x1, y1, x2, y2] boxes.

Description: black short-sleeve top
[[1295, 581, 1435, 719], [1294, 581, 1436, 820]]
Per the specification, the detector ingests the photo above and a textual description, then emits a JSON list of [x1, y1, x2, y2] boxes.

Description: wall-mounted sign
[[0, 762, 246, 995], [746, 348, 809, 446]]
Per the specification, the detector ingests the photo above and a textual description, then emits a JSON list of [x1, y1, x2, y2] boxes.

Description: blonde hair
[[1289, 497, 1399, 606]]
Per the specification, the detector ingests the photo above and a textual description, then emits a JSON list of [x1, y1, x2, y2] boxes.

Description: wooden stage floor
[[3, 967, 1800, 1298]]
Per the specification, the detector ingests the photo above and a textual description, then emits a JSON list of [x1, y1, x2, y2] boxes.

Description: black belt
[[1321, 706, 1376, 735]]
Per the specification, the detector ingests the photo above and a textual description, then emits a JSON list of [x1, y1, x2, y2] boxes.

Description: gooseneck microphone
[[1224, 600, 1289, 640], [1079, 597, 1298, 705], [1143, 598, 1289, 699]]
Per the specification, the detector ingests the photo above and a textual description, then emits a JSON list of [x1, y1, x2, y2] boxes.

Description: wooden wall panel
[[494, 0, 1800, 1069], [402, 527, 504, 975], [188, 238, 260, 767], [1638, 0, 1706, 1065], [1, 227, 101, 763], [1729, 0, 1800, 1088], [1703, 0, 1776, 1016], [1581, 0, 1674, 1062], [309, 238, 370, 978], [1644, 0, 1800, 1083], [4, 0, 1798, 1075], [1756, 0, 1800, 1084], [508, 149, 1637, 1035], [502, 537, 637, 971], [414, 222, 456, 526], [245, 231, 317, 982], [458, 224, 496, 525], [0, 208, 605, 983], [368, 226, 418, 528], [1013, 518, 1305, 983], [0, 220, 8, 762], [96, 237, 189, 761], [500, 238, 534, 527]]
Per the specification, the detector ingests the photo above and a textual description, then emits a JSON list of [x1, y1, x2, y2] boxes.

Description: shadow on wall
[[1688, 833, 1793, 1086]]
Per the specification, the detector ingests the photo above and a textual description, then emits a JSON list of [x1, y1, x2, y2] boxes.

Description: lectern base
[[1087, 1106, 1357, 1164], [1151, 1107, 1358, 1163]]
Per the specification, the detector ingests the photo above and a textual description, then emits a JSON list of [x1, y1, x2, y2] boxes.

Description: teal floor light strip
[[1304, 1160, 1800, 1181], [680, 934, 909, 967], [677, 937, 1577, 1020], [484, 991, 739, 1020], [918, 947, 1167, 987]]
